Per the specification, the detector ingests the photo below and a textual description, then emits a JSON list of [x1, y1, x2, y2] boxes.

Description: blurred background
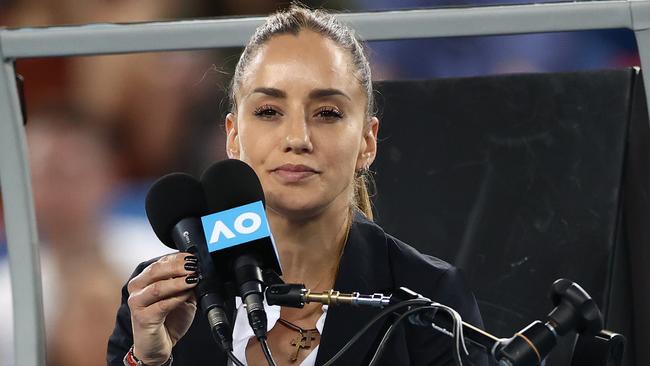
[[0, 0, 640, 365]]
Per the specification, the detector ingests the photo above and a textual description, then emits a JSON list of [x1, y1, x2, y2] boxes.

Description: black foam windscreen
[[200, 159, 265, 212], [145, 172, 207, 248]]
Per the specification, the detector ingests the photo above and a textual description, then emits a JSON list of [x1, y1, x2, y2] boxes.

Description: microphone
[[145, 172, 233, 351], [200, 159, 282, 340], [496, 279, 604, 366]]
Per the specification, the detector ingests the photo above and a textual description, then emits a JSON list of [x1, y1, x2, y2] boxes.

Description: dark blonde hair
[[229, 4, 376, 220]]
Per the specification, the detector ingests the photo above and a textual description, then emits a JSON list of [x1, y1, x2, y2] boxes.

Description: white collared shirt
[[231, 297, 328, 366]]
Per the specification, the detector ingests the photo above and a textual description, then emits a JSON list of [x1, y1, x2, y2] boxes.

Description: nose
[[282, 115, 313, 154]]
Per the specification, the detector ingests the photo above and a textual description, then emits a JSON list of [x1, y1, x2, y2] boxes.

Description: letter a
[[209, 220, 236, 244]]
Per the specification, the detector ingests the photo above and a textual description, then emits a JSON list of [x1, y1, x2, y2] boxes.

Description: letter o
[[234, 212, 261, 234]]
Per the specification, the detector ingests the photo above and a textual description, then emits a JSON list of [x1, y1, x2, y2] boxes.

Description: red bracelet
[[123, 346, 173, 366]]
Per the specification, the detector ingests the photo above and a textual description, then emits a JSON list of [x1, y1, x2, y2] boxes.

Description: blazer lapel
[[315, 212, 394, 365]]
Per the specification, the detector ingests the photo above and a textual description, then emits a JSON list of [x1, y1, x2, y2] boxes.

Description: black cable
[[368, 306, 443, 366], [226, 350, 245, 366], [368, 305, 471, 366], [321, 298, 432, 366], [210, 324, 241, 366], [259, 337, 278, 366]]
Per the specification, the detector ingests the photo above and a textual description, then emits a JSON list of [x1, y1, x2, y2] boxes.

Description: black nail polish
[[184, 262, 198, 271], [184, 255, 198, 263], [186, 275, 199, 284]]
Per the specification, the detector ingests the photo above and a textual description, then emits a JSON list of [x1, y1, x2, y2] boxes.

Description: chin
[[266, 194, 325, 221]]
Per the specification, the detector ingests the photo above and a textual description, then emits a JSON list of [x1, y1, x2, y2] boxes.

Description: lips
[[274, 164, 317, 173], [271, 164, 319, 183]]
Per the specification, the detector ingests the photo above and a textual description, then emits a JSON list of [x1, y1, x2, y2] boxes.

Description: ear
[[225, 113, 240, 159], [356, 116, 379, 171]]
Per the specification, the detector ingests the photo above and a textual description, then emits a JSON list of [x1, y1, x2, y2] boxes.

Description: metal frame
[[2, 1, 650, 365]]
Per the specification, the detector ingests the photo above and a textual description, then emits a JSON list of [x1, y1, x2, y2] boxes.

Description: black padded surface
[[371, 69, 639, 365], [621, 71, 650, 365]]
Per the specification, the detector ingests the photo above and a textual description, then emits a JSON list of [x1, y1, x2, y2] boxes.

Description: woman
[[108, 5, 488, 366]]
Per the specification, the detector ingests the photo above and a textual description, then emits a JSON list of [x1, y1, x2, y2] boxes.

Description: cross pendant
[[289, 335, 307, 362], [289, 330, 318, 362], [302, 330, 317, 348]]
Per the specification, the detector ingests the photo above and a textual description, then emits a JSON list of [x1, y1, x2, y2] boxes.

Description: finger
[[134, 290, 197, 327], [128, 253, 198, 294], [129, 273, 199, 309], [156, 290, 197, 317]]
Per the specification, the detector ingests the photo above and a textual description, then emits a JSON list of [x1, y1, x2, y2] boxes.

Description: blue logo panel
[[201, 200, 271, 252]]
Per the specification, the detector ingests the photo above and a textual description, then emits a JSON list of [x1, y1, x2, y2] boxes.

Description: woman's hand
[[127, 253, 199, 365]]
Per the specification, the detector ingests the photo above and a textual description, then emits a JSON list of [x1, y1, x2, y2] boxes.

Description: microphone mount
[[265, 279, 625, 366]]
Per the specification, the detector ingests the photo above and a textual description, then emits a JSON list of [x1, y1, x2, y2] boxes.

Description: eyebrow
[[250, 87, 351, 101], [308, 88, 351, 101], [251, 87, 286, 98]]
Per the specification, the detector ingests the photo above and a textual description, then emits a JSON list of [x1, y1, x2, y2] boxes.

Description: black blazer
[[108, 212, 490, 365]]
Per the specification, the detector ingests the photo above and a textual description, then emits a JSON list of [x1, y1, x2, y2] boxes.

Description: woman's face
[[226, 30, 378, 219]]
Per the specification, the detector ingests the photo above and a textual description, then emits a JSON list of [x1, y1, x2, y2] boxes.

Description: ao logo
[[209, 212, 261, 243], [201, 200, 271, 252]]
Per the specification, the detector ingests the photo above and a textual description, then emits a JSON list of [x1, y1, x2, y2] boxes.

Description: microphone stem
[[432, 314, 503, 352], [304, 288, 501, 351], [303, 289, 391, 307], [266, 284, 503, 357]]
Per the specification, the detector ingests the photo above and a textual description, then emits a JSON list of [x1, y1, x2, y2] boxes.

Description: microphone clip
[[266, 284, 308, 308]]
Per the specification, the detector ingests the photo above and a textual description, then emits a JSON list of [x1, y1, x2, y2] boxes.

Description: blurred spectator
[[29, 112, 121, 366], [0, 0, 231, 228], [0, 111, 172, 366], [0, 2, 225, 364], [1, 0, 224, 180], [70, 51, 219, 180], [1, 0, 183, 26]]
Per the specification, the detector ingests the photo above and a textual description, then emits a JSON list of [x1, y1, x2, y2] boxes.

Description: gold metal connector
[[303, 289, 359, 306]]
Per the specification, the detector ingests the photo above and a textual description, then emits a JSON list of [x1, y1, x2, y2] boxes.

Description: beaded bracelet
[[123, 346, 173, 366]]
